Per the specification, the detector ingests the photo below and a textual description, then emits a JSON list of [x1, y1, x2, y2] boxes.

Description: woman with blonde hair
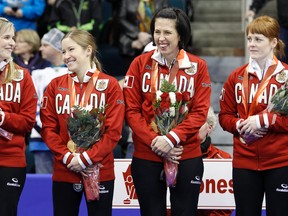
[[40, 29, 125, 216], [0, 17, 37, 216], [13, 29, 50, 73]]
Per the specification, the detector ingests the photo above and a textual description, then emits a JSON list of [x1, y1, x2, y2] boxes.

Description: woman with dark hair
[[123, 7, 211, 216], [219, 16, 288, 216]]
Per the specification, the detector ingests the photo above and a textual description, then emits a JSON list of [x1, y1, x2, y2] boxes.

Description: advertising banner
[[113, 159, 266, 209]]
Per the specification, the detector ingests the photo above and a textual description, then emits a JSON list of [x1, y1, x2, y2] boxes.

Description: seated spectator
[[13, 29, 51, 73], [30, 28, 67, 174], [197, 106, 233, 216], [166, 106, 233, 216], [199, 107, 232, 160], [0, 0, 46, 31]]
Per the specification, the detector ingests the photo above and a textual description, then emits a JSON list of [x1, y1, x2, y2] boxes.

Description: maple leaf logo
[[122, 164, 138, 204]]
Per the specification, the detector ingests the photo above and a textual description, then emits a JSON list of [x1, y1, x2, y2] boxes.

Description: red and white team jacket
[[40, 70, 125, 183], [219, 58, 288, 171], [123, 49, 211, 162], [0, 65, 37, 167]]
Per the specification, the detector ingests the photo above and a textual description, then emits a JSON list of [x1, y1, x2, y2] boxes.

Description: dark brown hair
[[150, 7, 192, 50]]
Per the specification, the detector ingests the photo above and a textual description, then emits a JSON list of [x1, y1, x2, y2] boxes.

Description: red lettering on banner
[[218, 179, 227, 193], [228, 179, 233, 193], [200, 179, 234, 194], [206, 179, 216, 193]]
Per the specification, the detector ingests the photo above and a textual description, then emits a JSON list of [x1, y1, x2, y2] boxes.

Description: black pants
[[233, 166, 288, 216], [53, 180, 114, 216], [131, 157, 203, 216], [0, 167, 26, 216]]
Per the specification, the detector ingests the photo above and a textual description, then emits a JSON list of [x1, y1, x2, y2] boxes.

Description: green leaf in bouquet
[[160, 79, 177, 93], [268, 80, 288, 116], [67, 105, 105, 149]]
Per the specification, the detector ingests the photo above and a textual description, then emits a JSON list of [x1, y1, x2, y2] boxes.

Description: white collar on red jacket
[[67, 63, 97, 83], [151, 49, 192, 69], [0, 58, 11, 71], [247, 57, 285, 79]]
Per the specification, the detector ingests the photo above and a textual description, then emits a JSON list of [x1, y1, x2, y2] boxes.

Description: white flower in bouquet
[[84, 105, 93, 112], [169, 92, 176, 104], [169, 106, 175, 117], [151, 79, 191, 187], [156, 90, 163, 101]]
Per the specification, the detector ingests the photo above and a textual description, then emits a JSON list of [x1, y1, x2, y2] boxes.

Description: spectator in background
[[13, 29, 51, 173], [0, 0, 46, 31], [106, 0, 168, 84], [246, 0, 288, 64], [167, 107, 233, 216], [37, 0, 57, 38], [168, 0, 194, 22], [49, 0, 102, 41], [30, 28, 67, 174], [13, 29, 51, 73], [199, 107, 232, 160], [0, 17, 37, 216], [196, 106, 232, 216], [117, 0, 168, 58]]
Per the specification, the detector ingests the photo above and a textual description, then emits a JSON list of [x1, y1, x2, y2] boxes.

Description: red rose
[[179, 105, 185, 114], [160, 92, 170, 102], [182, 92, 190, 102], [155, 107, 162, 116], [176, 92, 182, 102], [160, 101, 170, 113]]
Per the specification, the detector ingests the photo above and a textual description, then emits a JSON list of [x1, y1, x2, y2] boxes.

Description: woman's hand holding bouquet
[[151, 136, 173, 157], [151, 79, 189, 187], [239, 79, 288, 144], [238, 116, 268, 145], [67, 105, 106, 201]]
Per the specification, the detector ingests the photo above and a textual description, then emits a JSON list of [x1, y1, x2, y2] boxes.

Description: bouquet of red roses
[[67, 105, 106, 201], [241, 79, 288, 144], [152, 79, 190, 187]]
